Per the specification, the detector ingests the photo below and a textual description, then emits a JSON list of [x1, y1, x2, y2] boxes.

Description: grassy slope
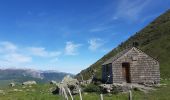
[[0, 80, 170, 100], [76, 9, 170, 80]]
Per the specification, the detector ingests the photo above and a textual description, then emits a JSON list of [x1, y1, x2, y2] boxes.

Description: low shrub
[[83, 84, 100, 93]]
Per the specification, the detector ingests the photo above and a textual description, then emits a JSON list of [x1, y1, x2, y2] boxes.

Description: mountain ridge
[[0, 68, 73, 86]]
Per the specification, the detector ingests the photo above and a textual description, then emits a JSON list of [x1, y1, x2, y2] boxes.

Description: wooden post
[[79, 89, 83, 100], [129, 90, 132, 100], [67, 88, 74, 100], [63, 87, 68, 100], [100, 94, 103, 100]]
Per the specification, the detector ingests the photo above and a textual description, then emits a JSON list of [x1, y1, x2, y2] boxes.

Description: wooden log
[[67, 88, 74, 100]]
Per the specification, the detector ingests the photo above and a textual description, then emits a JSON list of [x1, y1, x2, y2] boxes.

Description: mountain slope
[[76, 9, 170, 80]]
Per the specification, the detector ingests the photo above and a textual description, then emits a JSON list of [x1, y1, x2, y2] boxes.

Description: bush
[[83, 84, 100, 93]]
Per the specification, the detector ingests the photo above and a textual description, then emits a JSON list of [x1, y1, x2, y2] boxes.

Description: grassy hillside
[[76, 9, 170, 80]]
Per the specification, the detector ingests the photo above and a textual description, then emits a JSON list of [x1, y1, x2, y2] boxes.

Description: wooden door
[[122, 63, 131, 83]]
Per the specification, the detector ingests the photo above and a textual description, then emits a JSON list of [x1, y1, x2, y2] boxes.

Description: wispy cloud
[[3, 53, 32, 64], [0, 41, 62, 68], [0, 41, 17, 53], [113, 0, 151, 21], [89, 25, 113, 32], [88, 38, 105, 51], [0, 41, 32, 65], [65, 41, 82, 55], [28, 47, 61, 57]]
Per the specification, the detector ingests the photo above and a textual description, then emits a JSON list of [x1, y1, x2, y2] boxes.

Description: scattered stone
[[132, 84, 155, 93], [9, 83, 15, 87], [84, 92, 88, 95], [13, 89, 22, 92], [100, 84, 112, 93], [22, 81, 37, 85], [50, 80, 57, 85], [0, 90, 5, 95], [159, 83, 167, 87], [31, 89, 35, 92], [100, 83, 156, 94], [26, 89, 29, 91], [49, 87, 56, 92]]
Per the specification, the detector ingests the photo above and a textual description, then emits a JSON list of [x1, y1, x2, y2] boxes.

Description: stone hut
[[102, 47, 160, 84]]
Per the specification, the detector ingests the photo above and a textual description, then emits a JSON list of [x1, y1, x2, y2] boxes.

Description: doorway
[[122, 62, 131, 83]]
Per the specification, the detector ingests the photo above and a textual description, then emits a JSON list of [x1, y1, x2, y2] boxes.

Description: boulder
[[22, 81, 37, 85], [99, 84, 113, 93], [100, 83, 132, 94], [54, 75, 80, 95], [50, 80, 57, 85], [9, 83, 15, 87]]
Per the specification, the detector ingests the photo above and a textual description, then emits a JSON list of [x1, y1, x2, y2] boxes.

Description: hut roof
[[102, 47, 131, 65], [102, 47, 158, 65]]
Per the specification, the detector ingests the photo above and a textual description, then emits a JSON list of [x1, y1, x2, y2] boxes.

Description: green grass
[[0, 84, 64, 100], [0, 80, 170, 100]]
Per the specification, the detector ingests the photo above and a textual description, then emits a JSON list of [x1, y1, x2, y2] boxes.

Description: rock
[[159, 83, 167, 87], [132, 84, 155, 93], [9, 83, 15, 87], [52, 86, 59, 95], [53, 75, 80, 95], [49, 87, 56, 92], [84, 92, 88, 95], [61, 75, 79, 94], [50, 80, 57, 85], [100, 84, 113, 93], [100, 83, 132, 94], [0, 90, 5, 95], [26, 89, 29, 91], [13, 89, 22, 92], [22, 81, 37, 85], [31, 89, 35, 92]]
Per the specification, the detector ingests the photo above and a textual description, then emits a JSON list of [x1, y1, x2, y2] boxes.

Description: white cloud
[[90, 27, 108, 32], [89, 26, 113, 32], [0, 41, 17, 53], [113, 0, 151, 21], [28, 47, 61, 57], [0, 41, 32, 65], [4, 53, 32, 63], [88, 38, 104, 51], [0, 41, 62, 69], [65, 41, 81, 55]]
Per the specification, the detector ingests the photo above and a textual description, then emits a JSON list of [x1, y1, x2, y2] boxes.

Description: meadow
[[0, 80, 170, 100]]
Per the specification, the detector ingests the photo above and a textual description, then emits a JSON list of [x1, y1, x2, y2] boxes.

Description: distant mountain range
[[0, 68, 73, 86]]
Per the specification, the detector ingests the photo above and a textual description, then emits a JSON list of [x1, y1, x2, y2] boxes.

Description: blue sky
[[0, 0, 169, 74]]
